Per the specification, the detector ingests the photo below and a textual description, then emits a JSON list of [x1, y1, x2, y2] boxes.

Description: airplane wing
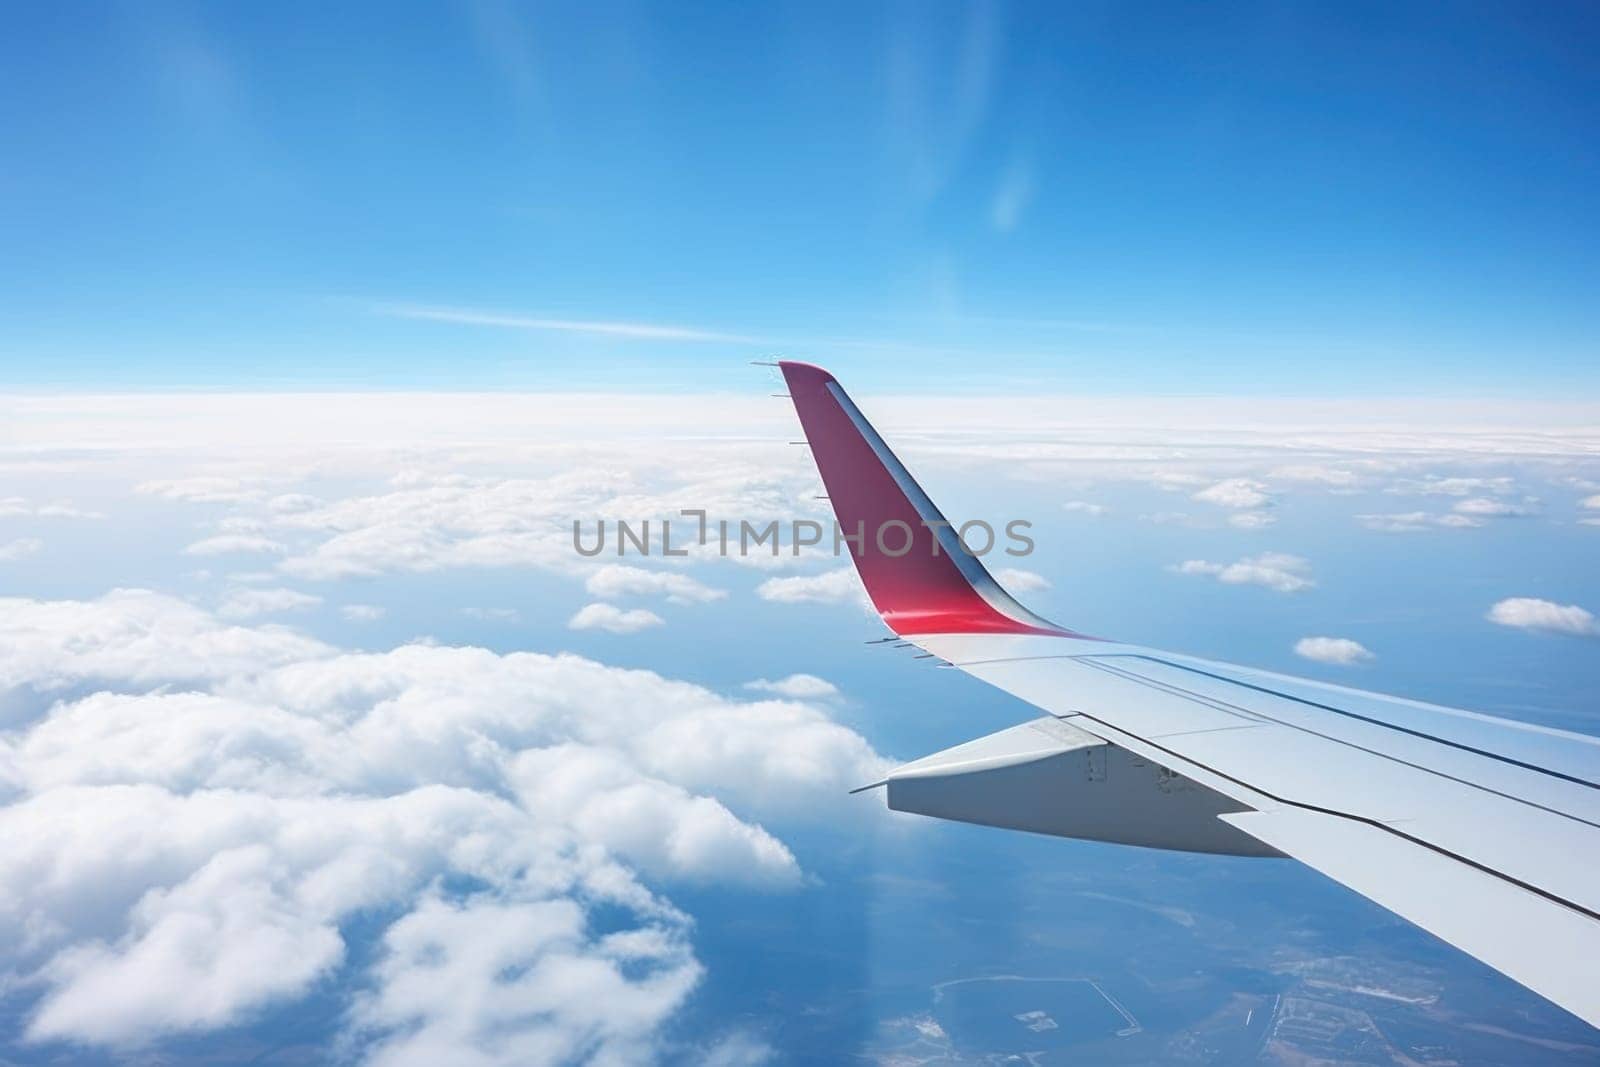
[[777, 360, 1600, 1028]]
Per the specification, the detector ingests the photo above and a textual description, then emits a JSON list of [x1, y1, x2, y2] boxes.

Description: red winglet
[[780, 361, 1085, 638]]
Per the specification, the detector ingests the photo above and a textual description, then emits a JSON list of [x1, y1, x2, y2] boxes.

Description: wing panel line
[[1119, 653, 1600, 792], [924, 648, 1600, 793], [1055, 698, 1600, 925], [1075, 657, 1600, 832]]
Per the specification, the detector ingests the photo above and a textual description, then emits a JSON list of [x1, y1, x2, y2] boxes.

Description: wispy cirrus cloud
[[0, 498, 103, 519], [137, 477, 261, 504], [377, 303, 758, 344], [1357, 511, 1483, 532], [1453, 497, 1539, 518], [1267, 465, 1360, 489], [1387, 475, 1516, 498], [184, 534, 287, 556], [0, 538, 44, 561], [217, 586, 322, 620]]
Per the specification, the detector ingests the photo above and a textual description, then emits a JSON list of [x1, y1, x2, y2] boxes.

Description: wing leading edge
[[777, 360, 1600, 1028]]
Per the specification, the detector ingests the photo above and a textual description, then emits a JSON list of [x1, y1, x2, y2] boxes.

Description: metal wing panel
[[1125, 652, 1600, 819], [1177, 656, 1600, 791], [916, 634, 1600, 1025], [1147, 723, 1600, 913], [778, 363, 1600, 1027], [1222, 807, 1600, 1028]]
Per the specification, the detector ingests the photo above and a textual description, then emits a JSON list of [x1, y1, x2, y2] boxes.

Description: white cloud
[[755, 568, 869, 607], [1435, 513, 1485, 528], [1171, 552, 1314, 594], [1486, 597, 1599, 637], [1582, 495, 1600, 511], [1191, 479, 1274, 529], [0, 538, 43, 561], [268, 493, 321, 514], [1453, 497, 1538, 518], [27, 841, 347, 1044], [0, 589, 330, 690], [567, 603, 664, 635], [1061, 501, 1106, 517], [584, 564, 727, 604], [743, 674, 839, 700], [342, 604, 385, 622], [1357, 511, 1483, 533], [1227, 511, 1277, 530], [1388, 475, 1515, 498], [1268, 465, 1359, 488], [271, 464, 813, 582], [508, 746, 800, 888], [218, 587, 322, 620], [1294, 637, 1374, 665], [183, 534, 288, 556], [0, 498, 102, 519], [462, 606, 521, 622], [1193, 478, 1271, 510], [1146, 471, 1208, 491], [0, 593, 891, 1058], [136, 477, 260, 504], [992, 567, 1051, 593], [698, 1030, 778, 1067], [347, 890, 700, 1067]]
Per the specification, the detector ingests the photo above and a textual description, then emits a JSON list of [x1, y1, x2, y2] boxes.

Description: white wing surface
[[779, 360, 1600, 1028]]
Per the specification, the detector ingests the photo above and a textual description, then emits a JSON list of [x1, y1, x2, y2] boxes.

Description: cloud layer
[[0, 591, 889, 1060]]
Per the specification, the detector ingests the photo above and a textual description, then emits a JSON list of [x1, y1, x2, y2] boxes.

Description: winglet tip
[[778, 360, 837, 387], [847, 779, 888, 795]]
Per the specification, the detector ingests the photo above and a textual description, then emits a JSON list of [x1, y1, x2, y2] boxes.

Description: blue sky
[[4, 1, 1599, 392]]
